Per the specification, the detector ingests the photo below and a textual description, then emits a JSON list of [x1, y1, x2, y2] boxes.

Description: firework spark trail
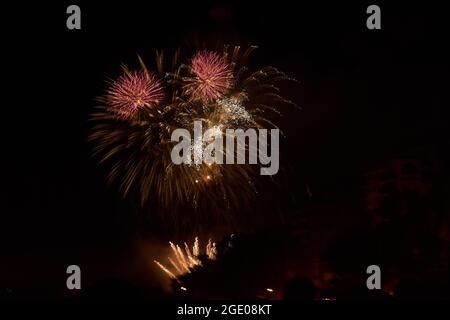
[[183, 50, 234, 102], [106, 70, 164, 120], [155, 237, 217, 280], [193, 237, 200, 257], [206, 238, 218, 260], [168, 257, 184, 275], [184, 242, 193, 260], [169, 242, 178, 258], [177, 245, 191, 272], [188, 255, 201, 267], [153, 260, 178, 280], [206, 239, 212, 257], [169, 242, 188, 272], [184, 242, 200, 267]]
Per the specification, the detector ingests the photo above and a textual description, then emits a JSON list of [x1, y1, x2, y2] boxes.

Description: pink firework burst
[[183, 50, 234, 102], [106, 70, 164, 120]]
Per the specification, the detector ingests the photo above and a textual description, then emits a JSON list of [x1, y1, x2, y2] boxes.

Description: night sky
[[1, 1, 449, 297]]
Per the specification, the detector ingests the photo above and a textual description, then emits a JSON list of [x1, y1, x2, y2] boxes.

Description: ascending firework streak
[[154, 237, 217, 281]]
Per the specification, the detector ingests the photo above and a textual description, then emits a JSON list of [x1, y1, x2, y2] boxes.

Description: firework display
[[183, 50, 234, 103], [89, 46, 296, 221], [105, 70, 165, 120], [154, 237, 217, 281], [4, 1, 446, 303]]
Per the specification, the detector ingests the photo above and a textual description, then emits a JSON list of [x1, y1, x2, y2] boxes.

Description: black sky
[[1, 1, 449, 291]]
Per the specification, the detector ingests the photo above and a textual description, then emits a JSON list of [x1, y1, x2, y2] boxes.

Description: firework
[[89, 46, 297, 226], [105, 69, 164, 120], [154, 237, 216, 281], [217, 96, 252, 124], [193, 236, 200, 256], [183, 50, 234, 102], [206, 238, 218, 260], [190, 123, 224, 166], [154, 260, 177, 280]]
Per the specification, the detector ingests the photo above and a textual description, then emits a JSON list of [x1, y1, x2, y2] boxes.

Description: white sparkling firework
[[190, 125, 223, 167], [217, 96, 252, 123]]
